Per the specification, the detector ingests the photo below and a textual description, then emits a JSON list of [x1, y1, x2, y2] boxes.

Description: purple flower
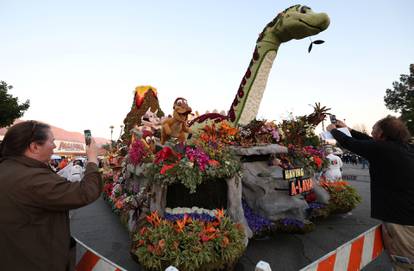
[[308, 202, 326, 210], [185, 147, 210, 171], [164, 212, 215, 222], [242, 201, 272, 234], [280, 218, 304, 228]]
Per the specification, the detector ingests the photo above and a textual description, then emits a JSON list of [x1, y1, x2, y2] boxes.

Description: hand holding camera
[[84, 130, 98, 165], [330, 115, 337, 124]]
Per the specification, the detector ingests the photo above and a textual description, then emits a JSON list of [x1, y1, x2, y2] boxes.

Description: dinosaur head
[[260, 5, 330, 43], [172, 98, 192, 122]]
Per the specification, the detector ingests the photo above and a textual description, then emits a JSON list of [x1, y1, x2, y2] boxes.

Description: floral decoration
[[242, 201, 273, 236], [320, 181, 362, 214], [238, 119, 280, 147], [131, 210, 245, 271], [144, 135, 241, 193], [129, 139, 152, 165]]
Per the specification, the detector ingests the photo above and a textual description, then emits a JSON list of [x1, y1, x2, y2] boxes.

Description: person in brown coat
[[0, 120, 102, 271]]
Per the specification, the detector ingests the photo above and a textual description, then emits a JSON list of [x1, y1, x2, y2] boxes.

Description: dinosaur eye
[[146, 137, 151, 143], [300, 6, 310, 13], [176, 100, 182, 105]]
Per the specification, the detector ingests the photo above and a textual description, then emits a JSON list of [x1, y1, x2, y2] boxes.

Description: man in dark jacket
[[327, 116, 414, 271], [0, 121, 102, 271]]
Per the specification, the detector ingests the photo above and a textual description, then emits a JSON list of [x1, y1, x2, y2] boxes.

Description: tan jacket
[[0, 156, 102, 271]]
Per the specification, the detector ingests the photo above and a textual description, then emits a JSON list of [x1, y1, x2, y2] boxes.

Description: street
[[70, 164, 392, 270]]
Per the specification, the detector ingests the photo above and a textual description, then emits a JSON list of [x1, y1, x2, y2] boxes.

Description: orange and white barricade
[[75, 238, 127, 271], [74, 224, 384, 271], [299, 224, 384, 271]]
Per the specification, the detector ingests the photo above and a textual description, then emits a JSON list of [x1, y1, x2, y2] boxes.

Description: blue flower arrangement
[[242, 201, 273, 236]]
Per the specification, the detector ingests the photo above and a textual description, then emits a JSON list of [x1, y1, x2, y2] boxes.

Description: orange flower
[[204, 224, 217, 234], [182, 213, 192, 225], [115, 200, 123, 209], [138, 239, 145, 247], [199, 233, 216, 242], [175, 220, 185, 233], [222, 236, 230, 247], [147, 244, 155, 253], [158, 239, 166, 250], [220, 121, 238, 137], [208, 159, 220, 167], [140, 226, 148, 235], [173, 240, 179, 250], [146, 212, 161, 227], [215, 208, 225, 220]]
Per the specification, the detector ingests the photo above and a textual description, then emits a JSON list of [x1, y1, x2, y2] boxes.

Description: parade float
[[101, 5, 361, 270]]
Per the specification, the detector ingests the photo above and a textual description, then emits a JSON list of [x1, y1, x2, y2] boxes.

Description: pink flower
[[185, 147, 210, 171], [129, 140, 148, 165]]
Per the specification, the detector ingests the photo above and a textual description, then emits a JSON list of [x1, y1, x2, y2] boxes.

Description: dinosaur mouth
[[178, 111, 191, 117], [299, 19, 323, 31]]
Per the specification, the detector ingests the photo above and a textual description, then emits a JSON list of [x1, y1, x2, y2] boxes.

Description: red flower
[[140, 227, 148, 235], [200, 234, 210, 242], [103, 183, 113, 195], [313, 156, 322, 168], [154, 146, 175, 164], [160, 163, 176, 174], [147, 244, 155, 253]]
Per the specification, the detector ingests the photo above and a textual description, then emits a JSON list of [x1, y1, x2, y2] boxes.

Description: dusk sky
[[1, 1, 413, 138]]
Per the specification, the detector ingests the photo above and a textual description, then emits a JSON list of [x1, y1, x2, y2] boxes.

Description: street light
[[119, 124, 124, 140]]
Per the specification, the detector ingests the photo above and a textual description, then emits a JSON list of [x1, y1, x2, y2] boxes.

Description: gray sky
[[1, 0, 412, 138]]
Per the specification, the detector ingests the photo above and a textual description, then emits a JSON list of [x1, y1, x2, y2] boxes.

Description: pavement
[[70, 163, 392, 270]]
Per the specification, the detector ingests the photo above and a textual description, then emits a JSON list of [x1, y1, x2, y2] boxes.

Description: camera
[[330, 115, 337, 124], [84, 130, 92, 145]]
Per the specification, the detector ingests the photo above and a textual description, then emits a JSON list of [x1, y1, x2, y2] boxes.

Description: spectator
[[361, 157, 369, 169], [67, 160, 84, 182], [58, 156, 68, 170], [0, 120, 102, 270], [327, 116, 414, 270], [50, 159, 59, 172]]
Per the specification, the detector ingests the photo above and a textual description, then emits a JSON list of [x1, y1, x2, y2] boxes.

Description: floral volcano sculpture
[[131, 210, 245, 271]]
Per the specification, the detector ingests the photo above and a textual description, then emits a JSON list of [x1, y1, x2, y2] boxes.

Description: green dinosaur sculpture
[[190, 5, 330, 127]]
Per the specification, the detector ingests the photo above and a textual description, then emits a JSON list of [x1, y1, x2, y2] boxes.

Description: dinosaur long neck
[[227, 40, 281, 126]]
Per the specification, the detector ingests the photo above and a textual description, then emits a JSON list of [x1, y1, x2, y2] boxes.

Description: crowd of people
[[339, 152, 369, 168]]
